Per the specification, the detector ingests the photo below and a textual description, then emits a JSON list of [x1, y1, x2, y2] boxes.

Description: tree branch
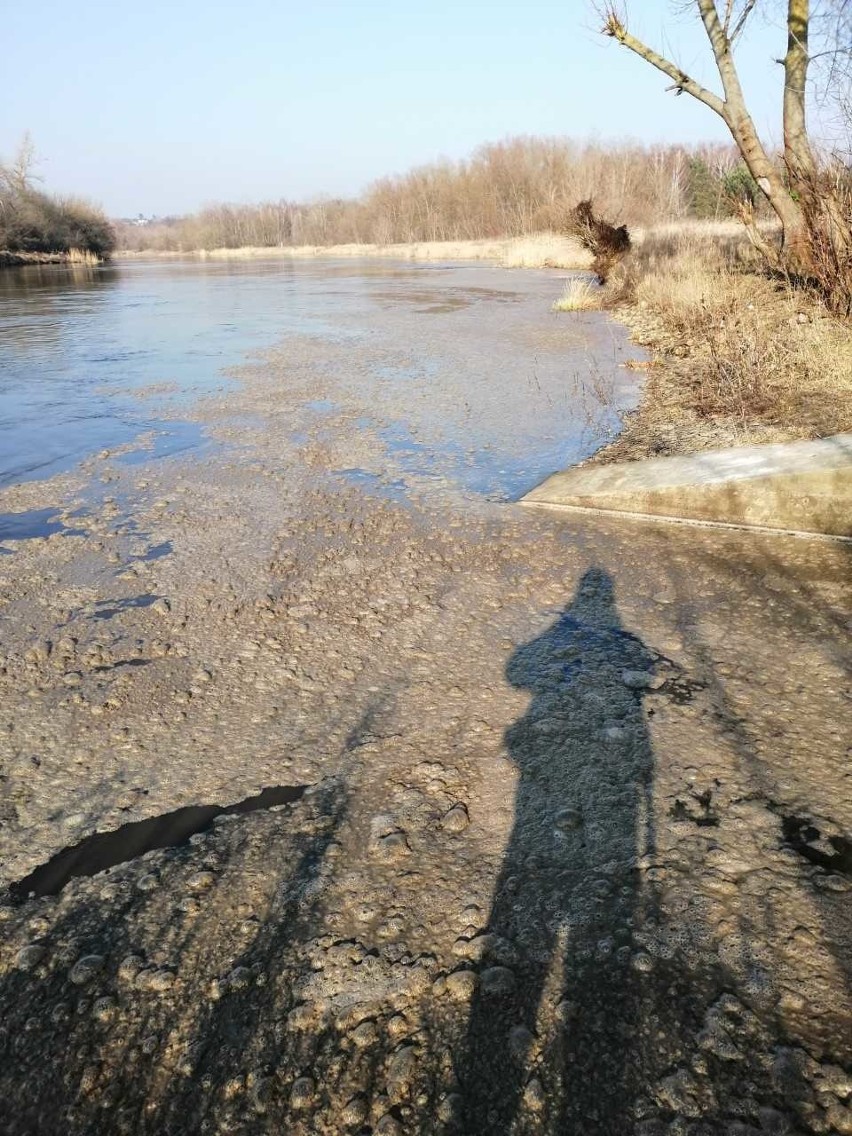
[[601, 2, 802, 242], [696, 0, 735, 83], [730, 0, 758, 43], [602, 10, 727, 116]]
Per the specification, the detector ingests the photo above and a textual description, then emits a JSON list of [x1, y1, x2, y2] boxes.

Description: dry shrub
[[627, 234, 852, 439], [798, 166, 852, 317], [566, 200, 631, 282], [552, 278, 601, 311]]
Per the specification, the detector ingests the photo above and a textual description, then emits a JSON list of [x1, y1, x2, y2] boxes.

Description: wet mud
[[12, 785, 307, 901], [0, 263, 849, 1135]]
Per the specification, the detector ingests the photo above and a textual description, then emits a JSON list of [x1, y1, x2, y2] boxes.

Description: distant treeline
[[0, 144, 115, 260], [117, 137, 763, 252]]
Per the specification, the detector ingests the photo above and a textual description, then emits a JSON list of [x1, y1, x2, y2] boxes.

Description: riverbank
[[0, 248, 104, 267], [588, 230, 852, 464], [116, 232, 592, 270]]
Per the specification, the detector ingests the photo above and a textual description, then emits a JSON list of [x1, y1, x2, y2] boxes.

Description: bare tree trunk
[[784, 0, 816, 183], [603, 2, 810, 261]]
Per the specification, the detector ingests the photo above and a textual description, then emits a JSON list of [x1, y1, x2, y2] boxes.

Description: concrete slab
[[521, 434, 852, 538]]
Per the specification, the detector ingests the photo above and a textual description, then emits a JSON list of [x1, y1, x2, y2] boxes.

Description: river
[[0, 257, 636, 498]]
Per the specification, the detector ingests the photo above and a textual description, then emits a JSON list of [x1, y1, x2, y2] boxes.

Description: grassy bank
[[587, 223, 852, 462], [117, 232, 592, 270]]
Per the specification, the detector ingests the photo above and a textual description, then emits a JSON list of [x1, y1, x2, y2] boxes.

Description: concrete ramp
[[522, 434, 852, 538]]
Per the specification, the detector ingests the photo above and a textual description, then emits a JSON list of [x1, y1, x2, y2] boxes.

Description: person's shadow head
[[505, 566, 647, 724]]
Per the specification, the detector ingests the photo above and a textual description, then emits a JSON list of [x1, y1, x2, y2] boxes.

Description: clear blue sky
[[2, 1, 789, 216]]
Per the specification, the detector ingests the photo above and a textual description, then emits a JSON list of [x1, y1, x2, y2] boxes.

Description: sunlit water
[[0, 257, 640, 497]]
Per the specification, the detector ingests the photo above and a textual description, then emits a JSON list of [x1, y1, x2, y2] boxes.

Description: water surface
[[0, 257, 640, 498]]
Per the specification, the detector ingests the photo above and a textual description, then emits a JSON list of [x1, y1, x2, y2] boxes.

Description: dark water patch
[[142, 541, 173, 561], [415, 300, 469, 314], [92, 594, 158, 620], [10, 784, 308, 901], [91, 658, 153, 674], [463, 287, 522, 301], [0, 507, 86, 543], [305, 398, 338, 414], [372, 289, 471, 312], [372, 286, 521, 314]]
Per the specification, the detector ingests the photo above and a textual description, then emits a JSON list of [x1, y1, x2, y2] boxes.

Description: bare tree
[[0, 132, 41, 194], [601, 1, 852, 289]]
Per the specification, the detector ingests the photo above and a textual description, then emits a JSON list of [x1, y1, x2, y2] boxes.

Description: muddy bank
[[0, 265, 850, 1134]]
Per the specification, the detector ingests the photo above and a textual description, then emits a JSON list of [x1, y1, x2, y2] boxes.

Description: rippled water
[[0, 257, 640, 497], [0, 258, 338, 486]]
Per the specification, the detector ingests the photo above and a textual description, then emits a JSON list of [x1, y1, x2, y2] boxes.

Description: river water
[[0, 257, 638, 498]]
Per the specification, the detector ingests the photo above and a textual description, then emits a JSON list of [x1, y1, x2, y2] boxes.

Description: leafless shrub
[[797, 161, 852, 316], [566, 200, 631, 284]]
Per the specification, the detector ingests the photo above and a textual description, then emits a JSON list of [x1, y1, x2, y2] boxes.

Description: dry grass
[[596, 227, 852, 461], [117, 233, 591, 270], [66, 248, 101, 265], [632, 218, 777, 243], [552, 277, 601, 311], [498, 235, 590, 269], [0, 248, 104, 267]]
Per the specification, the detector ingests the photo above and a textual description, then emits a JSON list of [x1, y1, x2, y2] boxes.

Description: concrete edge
[[521, 433, 852, 539], [519, 498, 852, 544]]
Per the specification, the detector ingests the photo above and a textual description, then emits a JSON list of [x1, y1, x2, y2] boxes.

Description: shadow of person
[[459, 567, 659, 1135]]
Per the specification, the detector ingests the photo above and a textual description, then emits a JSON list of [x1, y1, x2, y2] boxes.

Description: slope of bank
[[523, 433, 852, 538], [590, 232, 852, 464]]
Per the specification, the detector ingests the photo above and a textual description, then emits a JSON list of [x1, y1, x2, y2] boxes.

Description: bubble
[[15, 944, 47, 971], [444, 970, 479, 1001], [289, 1076, 315, 1110], [69, 955, 105, 986]]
